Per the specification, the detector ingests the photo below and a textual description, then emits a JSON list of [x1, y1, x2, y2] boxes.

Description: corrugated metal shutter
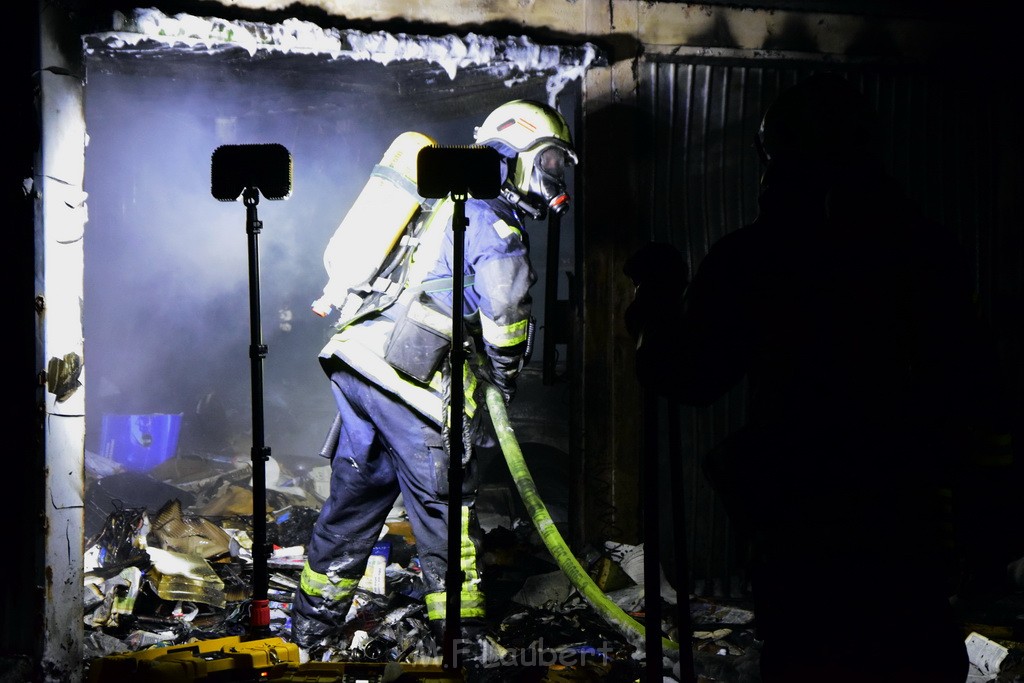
[[637, 55, 1008, 596]]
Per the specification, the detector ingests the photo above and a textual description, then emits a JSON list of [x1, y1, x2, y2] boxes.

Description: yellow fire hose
[[483, 384, 679, 656]]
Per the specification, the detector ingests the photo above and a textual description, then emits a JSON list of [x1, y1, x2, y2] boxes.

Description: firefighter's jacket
[[319, 194, 536, 426]]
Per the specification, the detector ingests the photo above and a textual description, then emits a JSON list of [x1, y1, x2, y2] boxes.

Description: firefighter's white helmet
[[474, 99, 578, 217]]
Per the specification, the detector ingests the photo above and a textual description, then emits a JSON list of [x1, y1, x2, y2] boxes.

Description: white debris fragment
[[965, 631, 1009, 676], [512, 569, 574, 608], [603, 541, 680, 604]]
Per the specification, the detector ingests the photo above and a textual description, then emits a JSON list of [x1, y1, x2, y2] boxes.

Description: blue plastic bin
[[100, 413, 183, 472]]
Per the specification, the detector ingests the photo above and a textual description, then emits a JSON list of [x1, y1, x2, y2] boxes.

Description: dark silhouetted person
[[625, 73, 1015, 682]]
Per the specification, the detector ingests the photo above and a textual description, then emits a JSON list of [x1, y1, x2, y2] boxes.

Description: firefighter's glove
[[476, 374, 515, 406], [623, 241, 688, 342], [486, 370, 517, 405], [482, 342, 527, 404]]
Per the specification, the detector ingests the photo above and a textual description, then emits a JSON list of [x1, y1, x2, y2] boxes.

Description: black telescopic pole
[[243, 187, 272, 640], [542, 212, 561, 385], [668, 403, 696, 683], [643, 389, 663, 681], [442, 192, 468, 671]]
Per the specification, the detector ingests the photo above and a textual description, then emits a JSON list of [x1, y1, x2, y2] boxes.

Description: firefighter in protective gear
[[626, 73, 1014, 682], [291, 100, 577, 656]]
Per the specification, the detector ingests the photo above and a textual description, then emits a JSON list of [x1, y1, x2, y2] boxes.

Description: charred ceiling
[[82, 8, 602, 121]]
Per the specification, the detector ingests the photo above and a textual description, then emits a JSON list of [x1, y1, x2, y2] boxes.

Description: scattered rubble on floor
[[83, 448, 1024, 682], [81, 450, 771, 681]]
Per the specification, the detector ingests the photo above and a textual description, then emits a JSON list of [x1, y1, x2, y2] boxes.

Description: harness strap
[[370, 163, 434, 211], [397, 274, 476, 306]]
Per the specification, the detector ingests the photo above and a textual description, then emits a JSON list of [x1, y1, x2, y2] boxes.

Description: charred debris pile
[[81, 450, 760, 681]]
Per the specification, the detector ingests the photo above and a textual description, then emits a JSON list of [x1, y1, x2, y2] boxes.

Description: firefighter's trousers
[[291, 365, 485, 648]]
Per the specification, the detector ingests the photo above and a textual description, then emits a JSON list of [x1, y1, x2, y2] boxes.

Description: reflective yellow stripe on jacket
[[481, 313, 529, 347]]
